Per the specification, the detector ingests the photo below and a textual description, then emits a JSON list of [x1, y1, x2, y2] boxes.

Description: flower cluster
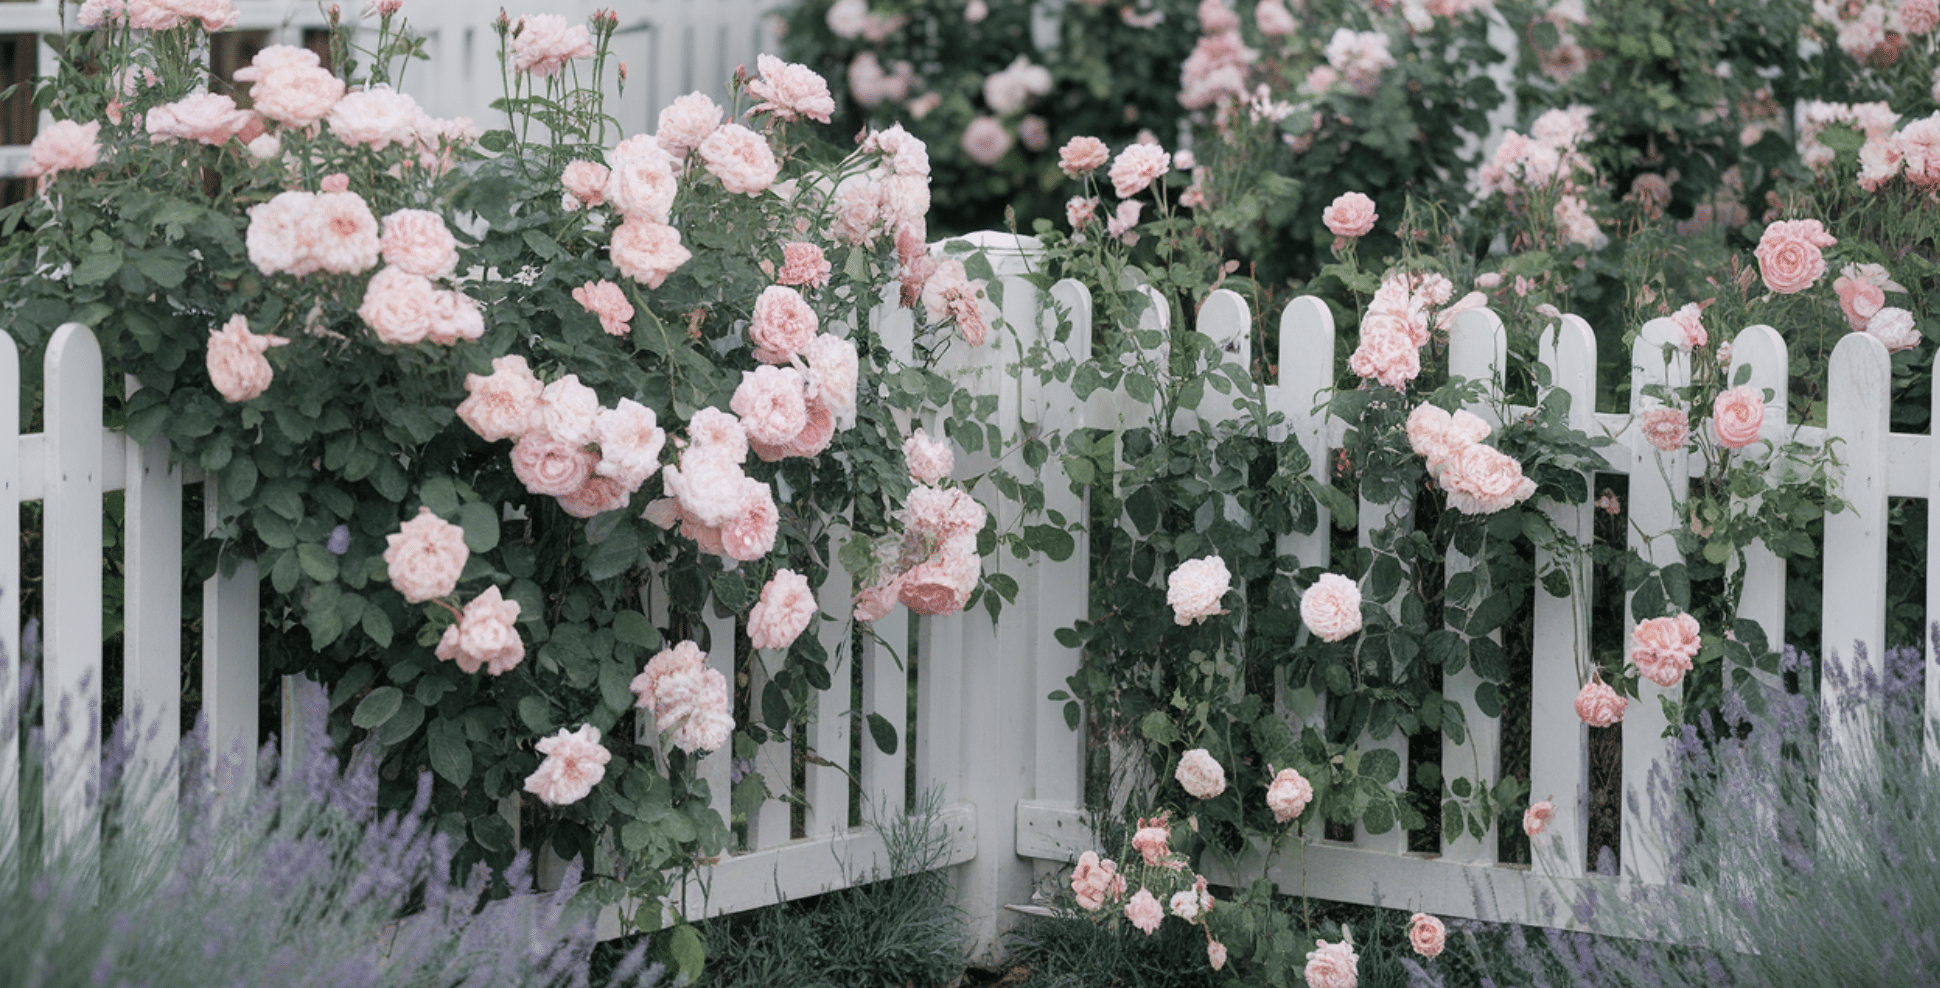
[[1068, 817, 1226, 972], [1629, 613, 1701, 688], [852, 456, 988, 620], [524, 725, 611, 806], [1811, 0, 1939, 65], [1406, 402, 1537, 515], [1476, 106, 1604, 248], [629, 641, 735, 754], [1348, 270, 1488, 390]]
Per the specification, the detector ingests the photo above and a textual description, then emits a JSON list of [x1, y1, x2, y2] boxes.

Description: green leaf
[[1360, 747, 1401, 784], [669, 925, 706, 983], [478, 129, 514, 152], [1451, 776, 1473, 799], [612, 610, 660, 649], [866, 712, 899, 755], [419, 476, 461, 517], [362, 605, 394, 648], [297, 543, 340, 582], [352, 686, 404, 729], [1140, 711, 1181, 744], [584, 521, 641, 581], [458, 501, 500, 553], [1475, 682, 1502, 719], [1025, 525, 1076, 562], [600, 658, 635, 712], [712, 570, 749, 611], [1063, 700, 1081, 731], [519, 694, 553, 733], [1362, 797, 1395, 835], [1442, 800, 1464, 845], [427, 718, 472, 787], [762, 680, 789, 731], [73, 250, 123, 286]]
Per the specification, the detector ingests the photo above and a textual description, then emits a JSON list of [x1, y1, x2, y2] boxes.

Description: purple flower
[[327, 524, 351, 555]]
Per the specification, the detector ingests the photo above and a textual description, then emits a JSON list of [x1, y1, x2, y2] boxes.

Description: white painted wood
[[805, 529, 853, 837], [122, 379, 183, 841], [862, 607, 909, 818], [701, 607, 735, 842], [0, 330, 18, 883], [1930, 350, 1940, 770], [1440, 306, 1508, 865], [203, 465, 260, 799], [1621, 318, 1690, 884], [746, 646, 793, 850], [1272, 297, 1336, 738], [1528, 315, 1596, 879], [1724, 327, 1790, 674], [43, 324, 103, 872], [1822, 333, 1891, 773], [1353, 486, 1411, 856], [1029, 279, 1091, 818]]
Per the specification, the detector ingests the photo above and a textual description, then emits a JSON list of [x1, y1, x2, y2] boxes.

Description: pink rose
[[327, 87, 425, 151], [656, 92, 723, 155], [1267, 767, 1314, 823], [1409, 914, 1446, 959], [1670, 303, 1707, 351], [631, 639, 704, 712], [205, 314, 289, 403], [573, 279, 635, 337], [1638, 408, 1688, 453], [853, 579, 904, 623], [1834, 274, 1887, 331], [1070, 851, 1123, 911], [1257, 0, 1295, 35], [1175, 748, 1226, 799], [1304, 939, 1359, 988], [380, 209, 458, 278], [961, 116, 1012, 166], [237, 46, 344, 128], [1107, 200, 1143, 243], [720, 478, 780, 562], [1905, 0, 1940, 34], [592, 398, 667, 491], [1406, 403, 1491, 477], [1124, 888, 1164, 935], [523, 725, 610, 806], [654, 661, 734, 753], [512, 14, 594, 77], [427, 287, 483, 344], [358, 267, 437, 345], [903, 428, 954, 485], [1630, 614, 1700, 688], [1574, 679, 1627, 728], [1323, 191, 1378, 237], [21, 120, 102, 181], [1131, 814, 1172, 866], [1523, 799, 1555, 836], [384, 506, 469, 603], [458, 355, 544, 442], [777, 242, 832, 289], [1058, 135, 1110, 176], [1066, 195, 1098, 230], [1167, 556, 1230, 625], [1300, 573, 1363, 642], [730, 365, 810, 447], [1169, 889, 1200, 920], [1108, 141, 1171, 198], [539, 374, 601, 448], [556, 475, 632, 518], [435, 585, 525, 675], [1208, 940, 1228, 971], [511, 430, 597, 497], [904, 486, 986, 540], [1347, 324, 1421, 390], [1439, 444, 1536, 515], [1710, 385, 1765, 449], [310, 192, 384, 275], [899, 534, 981, 615], [746, 54, 836, 123], [749, 569, 816, 650], [1752, 219, 1836, 294], [610, 217, 691, 288], [607, 139, 680, 221], [749, 285, 819, 363], [1866, 307, 1921, 352], [145, 92, 252, 146], [801, 334, 858, 418], [561, 160, 611, 209]]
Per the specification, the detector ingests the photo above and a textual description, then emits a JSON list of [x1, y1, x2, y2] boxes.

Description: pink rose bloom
[[1131, 815, 1172, 866], [747, 54, 835, 123], [592, 398, 667, 491], [1304, 939, 1359, 988], [697, 123, 779, 195], [358, 267, 437, 345], [435, 585, 525, 675], [1434, 291, 1490, 333], [750, 285, 819, 363], [607, 141, 680, 222], [904, 486, 986, 540], [610, 217, 691, 288], [523, 725, 610, 806], [656, 92, 723, 155], [328, 87, 425, 151], [1866, 306, 1921, 352], [1169, 889, 1201, 920], [318, 173, 350, 194], [458, 355, 544, 442], [146, 92, 252, 146], [853, 579, 904, 623], [1107, 200, 1144, 243], [512, 14, 595, 76], [561, 160, 611, 209], [687, 407, 750, 458], [1070, 851, 1122, 910], [1711, 385, 1765, 449], [77, 0, 125, 27], [1409, 914, 1447, 959], [1058, 135, 1110, 177], [1574, 679, 1627, 728], [1523, 799, 1555, 836], [22, 120, 102, 181], [1630, 613, 1700, 688], [1066, 196, 1098, 230], [749, 569, 817, 650], [1752, 219, 1836, 294], [1323, 192, 1378, 237], [899, 534, 982, 615], [1406, 403, 1491, 477], [1670, 303, 1707, 351], [731, 365, 810, 446], [1267, 767, 1315, 823], [1208, 940, 1228, 971], [1176, 748, 1226, 799], [1638, 408, 1689, 453], [556, 475, 632, 518], [1018, 114, 1050, 152], [1108, 141, 1171, 198], [1440, 444, 1537, 515], [1167, 556, 1230, 625], [380, 209, 458, 278], [1256, 0, 1296, 35], [630, 640, 706, 713], [1301, 573, 1363, 642], [777, 242, 832, 289], [801, 334, 858, 418], [1904, 0, 1940, 34], [961, 116, 1012, 166], [205, 314, 289, 403], [511, 430, 598, 497], [540, 374, 601, 448], [830, 173, 883, 246], [384, 506, 469, 603], [574, 279, 635, 337], [903, 428, 954, 485], [310, 192, 384, 275], [720, 478, 780, 562], [244, 193, 314, 277], [1124, 889, 1164, 935], [1347, 325, 1422, 390], [655, 661, 735, 753], [235, 46, 344, 127], [1834, 273, 1887, 331]]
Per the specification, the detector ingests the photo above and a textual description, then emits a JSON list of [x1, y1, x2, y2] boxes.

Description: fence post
[[1821, 332, 1889, 772], [1929, 345, 1940, 769], [1528, 314, 1596, 879], [202, 482, 259, 799], [1272, 297, 1335, 737], [43, 323, 103, 873], [804, 520, 853, 838], [1622, 318, 1690, 883], [1723, 326, 1790, 675], [123, 375, 183, 842], [0, 329, 18, 884]]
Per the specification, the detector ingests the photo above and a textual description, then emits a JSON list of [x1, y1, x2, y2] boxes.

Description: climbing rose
[[630, 640, 705, 712], [1166, 556, 1230, 625], [730, 365, 810, 447], [21, 120, 102, 181], [592, 398, 666, 491], [1523, 799, 1555, 836], [236, 45, 343, 127], [435, 585, 524, 675], [1208, 940, 1228, 971], [899, 534, 981, 615], [573, 280, 635, 337], [1574, 679, 1627, 727], [1639, 408, 1689, 453], [1711, 385, 1765, 449], [1124, 889, 1164, 935], [1670, 303, 1707, 351], [1108, 141, 1171, 198], [458, 355, 544, 442], [511, 430, 597, 497], [610, 217, 691, 288], [1057, 135, 1110, 176], [1169, 890, 1199, 920], [719, 478, 780, 562], [1752, 219, 1836, 294], [699, 123, 780, 195], [1439, 444, 1537, 515], [384, 507, 468, 603], [359, 267, 437, 344], [1866, 307, 1921, 352], [1630, 614, 1701, 688], [380, 209, 458, 278], [1409, 914, 1447, 959], [656, 92, 723, 154], [561, 160, 610, 208], [511, 14, 594, 77], [556, 475, 631, 519], [1323, 191, 1378, 237], [903, 428, 954, 484], [749, 569, 817, 650], [746, 54, 836, 123], [1304, 938, 1359, 988], [1131, 816, 1172, 866], [523, 725, 610, 806], [1070, 851, 1123, 910], [1267, 767, 1315, 823], [1300, 573, 1363, 642], [1175, 748, 1226, 799], [205, 315, 289, 403], [1406, 403, 1491, 478], [749, 285, 818, 363], [655, 663, 735, 753], [776, 242, 832, 289]]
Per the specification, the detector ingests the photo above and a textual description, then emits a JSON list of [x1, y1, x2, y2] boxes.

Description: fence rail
[[3, 231, 1932, 951]]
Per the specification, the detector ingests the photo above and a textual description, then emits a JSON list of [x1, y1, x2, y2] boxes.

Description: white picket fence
[[0, 0, 779, 179], [1, 231, 1929, 958]]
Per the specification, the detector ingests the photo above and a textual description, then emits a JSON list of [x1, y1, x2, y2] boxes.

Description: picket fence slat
[[701, 607, 735, 835], [1727, 326, 1790, 679], [122, 383, 183, 841], [805, 526, 852, 838], [44, 323, 104, 873], [0, 330, 18, 883], [1822, 333, 1891, 767], [1930, 350, 1940, 768], [747, 645, 793, 850], [1029, 279, 1092, 818]]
